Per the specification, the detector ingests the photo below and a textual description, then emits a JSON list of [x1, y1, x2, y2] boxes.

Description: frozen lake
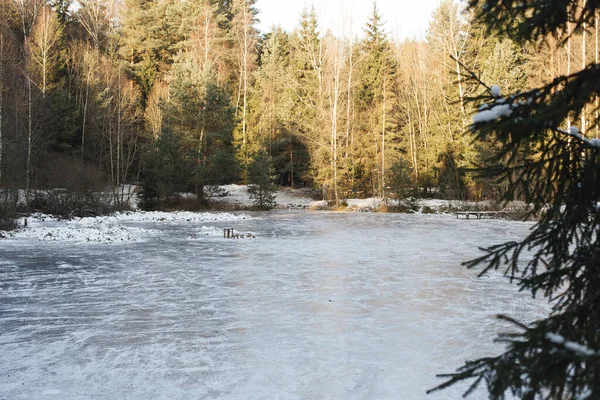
[[0, 211, 548, 399]]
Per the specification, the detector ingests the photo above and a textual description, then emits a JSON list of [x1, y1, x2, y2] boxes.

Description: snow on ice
[[4, 211, 250, 244]]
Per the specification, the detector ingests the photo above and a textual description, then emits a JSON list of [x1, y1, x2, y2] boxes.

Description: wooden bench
[[456, 211, 505, 219]]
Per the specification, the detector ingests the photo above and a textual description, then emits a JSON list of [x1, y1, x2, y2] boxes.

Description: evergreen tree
[[250, 27, 308, 186], [430, 1, 600, 398], [424, 0, 486, 199], [388, 158, 414, 200], [228, 0, 258, 161], [289, 6, 323, 186], [167, 51, 236, 203], [119, 0, 181, 103], [247, 149, 276, 209], [355, 2, 397, 197], [138, 126, 190, 209]]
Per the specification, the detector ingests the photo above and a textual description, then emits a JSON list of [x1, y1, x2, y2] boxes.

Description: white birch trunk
[[582, 8, 587, 133], [594, 10, 599, 139], [0, 33, 3, 185]]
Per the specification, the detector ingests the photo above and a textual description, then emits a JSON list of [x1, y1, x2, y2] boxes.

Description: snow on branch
[[545, 333, 597, 357], [471, 85, 532, 125], [472, 103, 513, 123], [557, 126, 600, 149], [470, 83, 600, 151]]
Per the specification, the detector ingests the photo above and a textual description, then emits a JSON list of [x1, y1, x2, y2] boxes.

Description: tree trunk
[[0, 33, 3, 185], [594, 9, 599, 139], [27, 65, 32, 193], [116, 67, 122, 204], [345, 39, 353, 157], [81, 77, 89, 158], [582, 10, 587, 133], [381, 65, 387, 199], [290, 146, 294, 189], [455, 58, 465, 118], [242, 3, 248, 150], [567, 21, 572, 128], [331, 46, 340, 205]]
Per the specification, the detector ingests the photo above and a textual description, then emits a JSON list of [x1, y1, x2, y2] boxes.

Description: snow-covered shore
[[3, 211, 250, 244], [211, 184, 528, 213], [1, 184, 530, 244]]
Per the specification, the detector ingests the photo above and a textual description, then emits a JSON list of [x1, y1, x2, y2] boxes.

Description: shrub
[[0, 190, 18, 231]]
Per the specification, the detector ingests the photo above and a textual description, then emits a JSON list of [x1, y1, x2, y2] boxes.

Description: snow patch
[[7, 211, 250, 244], [559, 126, 600, 149]]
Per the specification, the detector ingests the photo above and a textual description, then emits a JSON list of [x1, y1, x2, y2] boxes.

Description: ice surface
[[0, 211, 549, 399]]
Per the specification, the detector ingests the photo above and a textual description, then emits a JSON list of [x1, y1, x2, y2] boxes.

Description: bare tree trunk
[[407, 107, 418, 181], [81, 68, 90, 158], [0, 33, 3, 185], [568, 21, 572, 129], [381, 69, 386, 199], [195, 0, 213, 200], [290, 147, 294, 188], [582, 6, 587, 133], [345, 40, 353, 158], [331, 44, 341, 205], [108, 97, 114, 186], [455, 59, 465, 118], [241, 1, 248, 149], [594, 9, 599, 139], [13, 0, 40, 195], [27, 68, 32, 192], [116, 67, 121, 202]]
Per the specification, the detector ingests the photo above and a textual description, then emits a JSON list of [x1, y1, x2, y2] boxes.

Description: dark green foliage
[[271, 130, 309, 187], [47, 88, 82, 152], [468, 0, 597, 45], [436, 146, 472, 200], [166, 52, 237, 202], [358, 2, 392, 110], [0, 189, 18, 231], [119, 0, 182, 102], [138, 129, 191, 210], [247, 150, 276, 209], [429, 1, 600, 398], [387, 159, 414, 200]]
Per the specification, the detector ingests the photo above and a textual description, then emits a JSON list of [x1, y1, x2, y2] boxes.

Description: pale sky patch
[[254, 0, 441, 40]]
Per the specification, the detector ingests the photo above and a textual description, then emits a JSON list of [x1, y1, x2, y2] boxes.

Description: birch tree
[[12, 0, 42, 194], [230, 0, 258, 155], [28, 4, 61, 98]]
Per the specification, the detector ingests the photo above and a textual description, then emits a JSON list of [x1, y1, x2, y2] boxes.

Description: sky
[[254, 0, 441, 41]]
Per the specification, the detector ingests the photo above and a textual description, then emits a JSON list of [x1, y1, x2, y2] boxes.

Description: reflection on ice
[[0, 211, 548, 399]]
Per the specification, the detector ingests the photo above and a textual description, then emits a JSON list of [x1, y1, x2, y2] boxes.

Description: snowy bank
[[4, 211, 250, 244], [210, 184, 321, 209]]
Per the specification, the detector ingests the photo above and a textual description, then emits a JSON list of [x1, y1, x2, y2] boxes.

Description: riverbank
[[209, 184, 531, 216], [0, 184, 532, 238]]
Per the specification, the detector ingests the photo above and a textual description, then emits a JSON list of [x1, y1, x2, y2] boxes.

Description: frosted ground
[[0, 210, 549, 399]]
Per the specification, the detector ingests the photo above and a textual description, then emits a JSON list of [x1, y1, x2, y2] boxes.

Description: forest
[[0, 0, 597, 210]]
